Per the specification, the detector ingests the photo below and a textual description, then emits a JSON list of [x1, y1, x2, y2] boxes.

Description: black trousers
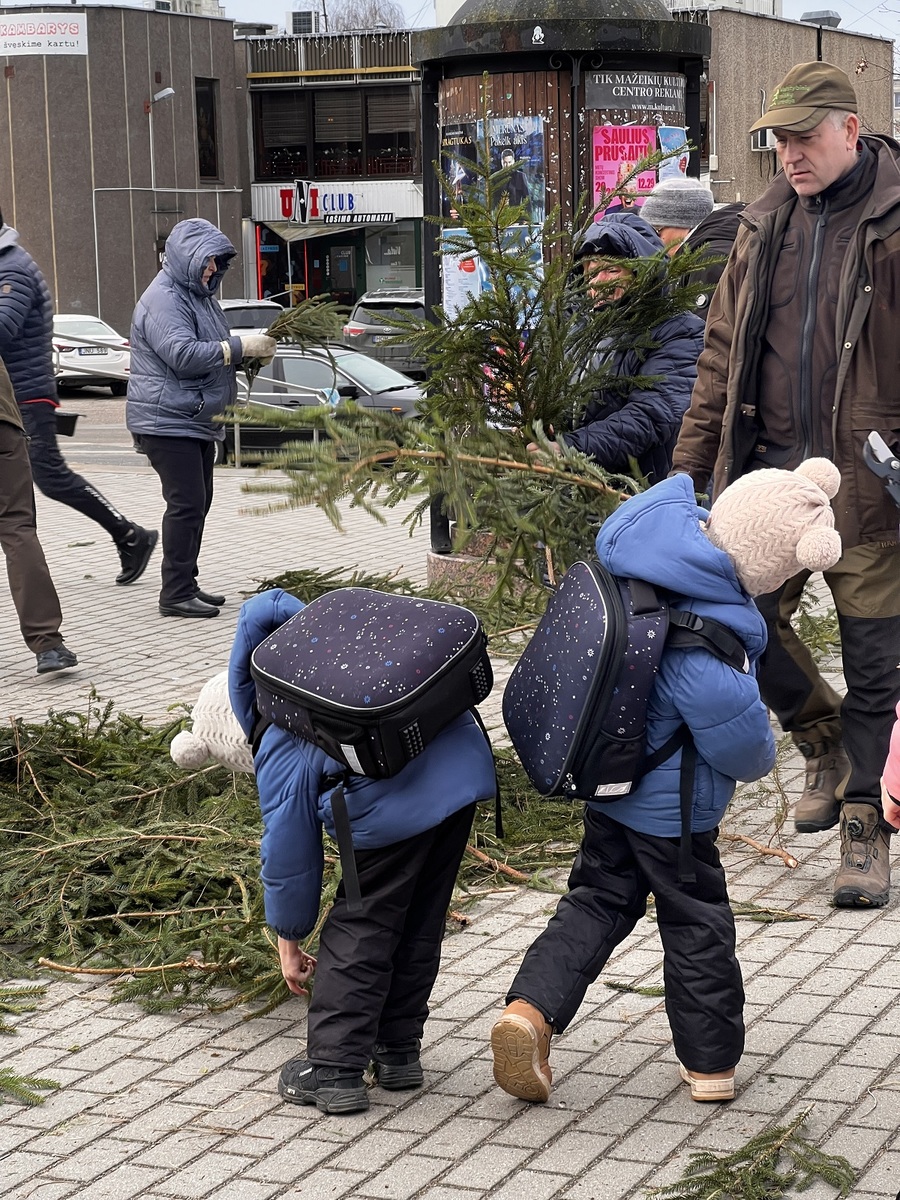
[[508, 807, 744, 1075], [20, 400, 131, 541], [138, 434, 215, 606], [306, 802, 477, 1071]]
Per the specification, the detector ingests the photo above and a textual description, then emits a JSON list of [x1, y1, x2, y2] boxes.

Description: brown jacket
[[0, 357, 21, 430], [672, 135, 900, 549]]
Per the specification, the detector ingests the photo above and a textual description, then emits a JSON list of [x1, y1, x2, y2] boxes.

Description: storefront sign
[[252, 180, 420, 226], [0, 15, 87, 55], [324, 213, 393, 224], [585, 72, 685, 113]]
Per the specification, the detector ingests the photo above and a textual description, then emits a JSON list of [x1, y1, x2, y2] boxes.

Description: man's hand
[[526, 426, 562, 456], [881, 779, 900, 831], [277, 936, 317, 996]]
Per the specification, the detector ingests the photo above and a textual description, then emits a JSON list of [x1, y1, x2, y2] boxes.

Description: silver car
[[52, 314, 130, 396]]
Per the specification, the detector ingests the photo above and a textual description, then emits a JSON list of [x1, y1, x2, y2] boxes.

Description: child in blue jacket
[[229, 588, 496, 1115], [492, 459, 843, 1105]]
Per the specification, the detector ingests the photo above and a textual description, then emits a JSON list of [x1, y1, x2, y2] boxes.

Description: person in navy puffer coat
[[127, 219, 276, 618], [0, 213, 157, 586], [228, 588, 496, 1115], [556, 212, 705, 485]]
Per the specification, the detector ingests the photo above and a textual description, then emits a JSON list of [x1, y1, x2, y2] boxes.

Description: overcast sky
[[223, 0, 436, 28]]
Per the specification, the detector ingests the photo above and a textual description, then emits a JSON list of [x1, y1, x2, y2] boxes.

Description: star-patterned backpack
[[502, 559, 748, 839]]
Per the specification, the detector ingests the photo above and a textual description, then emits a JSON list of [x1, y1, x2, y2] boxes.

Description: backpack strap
[[667, 610, 750, 674], [322, 770, 362, 913], [470, 707, 503, 839]]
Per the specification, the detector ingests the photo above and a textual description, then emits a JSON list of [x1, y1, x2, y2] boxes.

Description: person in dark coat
[[680, 202, 746, 322], [0, 355, 77, 674], [228, 588, 497, 1115], [0, 212, 157, 586], [127, 219, 276, 619], [491, 459, 843, 1107], [541, 213, 705, 486]]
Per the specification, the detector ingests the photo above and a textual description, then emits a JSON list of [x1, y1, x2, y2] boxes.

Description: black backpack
[[502, 560, 749, 880]]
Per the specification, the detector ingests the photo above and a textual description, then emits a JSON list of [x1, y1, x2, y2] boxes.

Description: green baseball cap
[[749, 61, 858, 134]]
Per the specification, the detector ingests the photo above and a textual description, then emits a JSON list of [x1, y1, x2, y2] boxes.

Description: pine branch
[[0, 983, 48, 1033], [0, 1067, 60, 1106]]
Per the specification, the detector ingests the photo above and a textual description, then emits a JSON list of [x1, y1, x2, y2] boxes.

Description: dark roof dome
[[448, 0, 673, 21]]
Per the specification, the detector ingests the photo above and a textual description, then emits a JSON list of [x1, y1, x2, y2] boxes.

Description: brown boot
[[794, 742, 849, 833], [490, 1000, 552, 1103], [833, 803, 892, 908]]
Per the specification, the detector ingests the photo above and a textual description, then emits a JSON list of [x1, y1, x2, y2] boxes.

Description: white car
[[218, 298, 282, 334], [52, 314, 130, 396]]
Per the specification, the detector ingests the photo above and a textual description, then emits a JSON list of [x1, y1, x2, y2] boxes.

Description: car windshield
[[336, 352, 416, 391], [54, 318, 118, 339], [358, 303, 425, 325]]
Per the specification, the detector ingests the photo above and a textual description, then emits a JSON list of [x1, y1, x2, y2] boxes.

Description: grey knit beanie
[[640, 177, 714, 231]]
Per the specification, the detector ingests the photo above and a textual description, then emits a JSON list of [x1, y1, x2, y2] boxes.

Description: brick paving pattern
[[2, 463, 899, 1199]]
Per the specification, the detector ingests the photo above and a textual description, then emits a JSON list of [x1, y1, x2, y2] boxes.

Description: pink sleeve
[[884, 701, 900, 800]]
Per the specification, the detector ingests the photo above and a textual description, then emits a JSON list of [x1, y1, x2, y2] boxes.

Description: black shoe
[[35, 645, 78, 675], [159, 597, 220, 618], [371, 1039, 424, 1091], [278, 1057, 369, 1114], [115, 526, 158, 585], [195, 590, 226, 607]]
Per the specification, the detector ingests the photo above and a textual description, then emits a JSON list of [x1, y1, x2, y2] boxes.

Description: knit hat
[[704, 458, 843, 596], [750, 61, 857, 133], [640, 178, 714, 232], [170, 670, 256, 774]]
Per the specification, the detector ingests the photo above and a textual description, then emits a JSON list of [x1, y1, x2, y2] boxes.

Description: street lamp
[[144, 86, 176, 194], [800, 11, 841, 62]]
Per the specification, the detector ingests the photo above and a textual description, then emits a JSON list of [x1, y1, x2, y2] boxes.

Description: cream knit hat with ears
[[704, 458, 843, 596], [170, 670, 255, 774]]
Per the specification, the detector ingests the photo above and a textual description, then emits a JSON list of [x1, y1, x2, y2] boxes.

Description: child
[[882, 702, 900, 831], [491, 458, 843, 1104], [228, 588, 496, 1115]]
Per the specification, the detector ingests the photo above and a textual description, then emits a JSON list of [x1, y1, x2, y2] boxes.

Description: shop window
[[195, 79, 219, 180], [314, 90, 362, 177], [366, 87, 420, 177], [254, 92, 309, 181]]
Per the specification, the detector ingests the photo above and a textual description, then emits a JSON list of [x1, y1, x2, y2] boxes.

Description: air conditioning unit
[[750, 126, 777, 153]]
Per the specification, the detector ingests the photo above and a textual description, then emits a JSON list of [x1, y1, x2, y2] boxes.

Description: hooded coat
[[228, 588, 497, 940], [562, 213, 705, 485], [127, 219, 244, 441], [0, 224, 57, 405], [590, 475, 776, 837]]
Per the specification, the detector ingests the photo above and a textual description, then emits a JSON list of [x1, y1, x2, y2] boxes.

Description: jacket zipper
[[798, 196, 827, 461]]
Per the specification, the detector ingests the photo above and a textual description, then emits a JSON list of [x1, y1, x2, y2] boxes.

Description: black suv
[[342, 288, 425, 379]]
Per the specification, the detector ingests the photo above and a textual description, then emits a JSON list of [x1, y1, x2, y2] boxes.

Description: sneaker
[[277, 1057, 369, 1115], [490, 1000, 553, 1103], [370, 1039, 424, 1091], [35, 645, 78, 675], [678, 1061, 736, 1102], [115, 526, 158, 585], [794, 742, 849, 833], [833, 803, 892, 908]]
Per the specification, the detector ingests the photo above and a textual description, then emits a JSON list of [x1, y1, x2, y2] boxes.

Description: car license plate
[[78, 346, 108, 355], [372, 335, 391, 344]]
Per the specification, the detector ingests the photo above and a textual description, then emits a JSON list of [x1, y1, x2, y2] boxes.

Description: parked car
[[218, 297, 283, 334], [52, 314, 130, 395], [217, 344, 422, 464], [342, 288, 425, 379]]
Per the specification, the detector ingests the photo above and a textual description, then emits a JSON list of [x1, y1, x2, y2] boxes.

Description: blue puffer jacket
[[0, 225, 57, 404], [563, 213, 705, 485], [590, 475, 776, 837], [127, 219, 244, 441], [229, 589, 497, 940]]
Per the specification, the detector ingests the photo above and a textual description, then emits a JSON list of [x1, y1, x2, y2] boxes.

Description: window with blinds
[[314, 91, 362, 142], [367, 88, 416, 135], [261, 93, 308, 148]]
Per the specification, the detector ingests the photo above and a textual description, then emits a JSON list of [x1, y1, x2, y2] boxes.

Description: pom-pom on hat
[[704, 458, 843, 596], [170, 671, 255, 775], [640, 178, 714, 232]]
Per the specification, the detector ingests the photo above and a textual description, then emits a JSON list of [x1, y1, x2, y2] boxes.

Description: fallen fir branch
[[719, 831, 800, 869], [644, 1106, 856, 1199], [466, 845, 531, 882], [0, 1066, 60, 1106], [38, 956, 241, 978], [731, 901, 815, 923], [605, 980, 665, 997], [0, 983, 48, 1033]]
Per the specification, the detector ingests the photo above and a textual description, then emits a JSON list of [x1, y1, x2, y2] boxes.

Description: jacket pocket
[[848, 411, 900, 538], [768, 232, 801, 309]]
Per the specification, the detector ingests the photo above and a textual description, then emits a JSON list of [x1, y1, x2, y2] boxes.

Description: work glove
[[238, 333, 277, 365]]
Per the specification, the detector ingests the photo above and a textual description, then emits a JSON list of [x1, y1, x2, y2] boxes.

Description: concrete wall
[[707, 10, 893, 204], [0, 4, 248, 334]]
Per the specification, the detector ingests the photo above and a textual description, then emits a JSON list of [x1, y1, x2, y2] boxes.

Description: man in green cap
[[671, 62, 900, 908]]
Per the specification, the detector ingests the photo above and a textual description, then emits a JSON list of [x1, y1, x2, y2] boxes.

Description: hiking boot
[[115, 526, 158, 585], [833, 803, 892, 908], [490, 999, 553, 1103], [794, 742, 849, 833], [35, 645, 78, 675], [370, 1039, 424, 1091], [678, 1061, 736, 1102], [278, 1057, 369, 1115]]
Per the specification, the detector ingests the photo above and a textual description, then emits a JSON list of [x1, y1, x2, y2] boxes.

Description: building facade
[[0, 3, 246, 334], [241, 30, 423, 308]]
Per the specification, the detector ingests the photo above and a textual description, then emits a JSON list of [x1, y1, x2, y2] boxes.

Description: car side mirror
[[337, 384, 359, 400]]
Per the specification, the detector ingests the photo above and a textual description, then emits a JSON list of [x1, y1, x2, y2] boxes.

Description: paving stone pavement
[[2, 467, 899, 1200]]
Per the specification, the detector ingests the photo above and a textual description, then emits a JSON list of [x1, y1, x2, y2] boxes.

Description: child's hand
[[881, 779, 900, 831], [277, 936, 317, 996]]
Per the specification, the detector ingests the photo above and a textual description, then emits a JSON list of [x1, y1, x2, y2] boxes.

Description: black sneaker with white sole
[[370, 1039, 424, 1091], [278, 1057, 369, 1114]]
